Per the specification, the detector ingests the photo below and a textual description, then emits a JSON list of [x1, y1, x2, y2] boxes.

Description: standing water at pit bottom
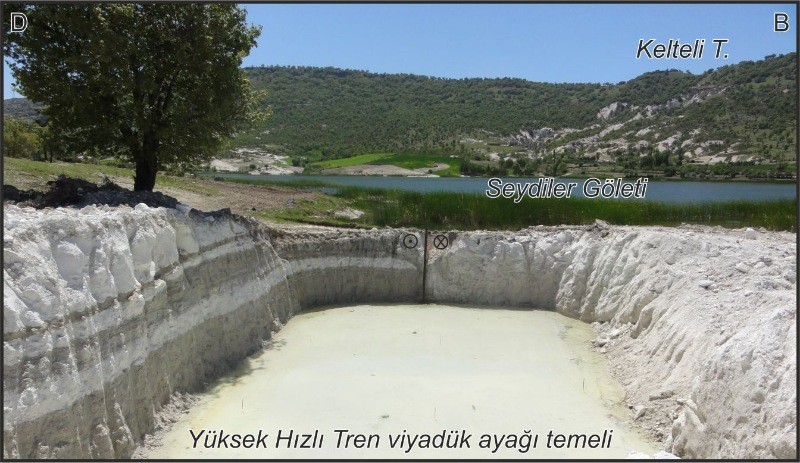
[[144, 304, 659, 459]]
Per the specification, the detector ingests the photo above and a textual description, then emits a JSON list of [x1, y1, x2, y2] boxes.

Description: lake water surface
[[208, 174, 796, 204]]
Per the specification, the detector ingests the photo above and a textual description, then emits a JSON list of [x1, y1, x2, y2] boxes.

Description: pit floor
[[145, 304, 658, 459]]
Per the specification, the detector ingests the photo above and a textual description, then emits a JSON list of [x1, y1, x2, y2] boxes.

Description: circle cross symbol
[[433, 234, 449, 250], [403, 234, 418, 249]]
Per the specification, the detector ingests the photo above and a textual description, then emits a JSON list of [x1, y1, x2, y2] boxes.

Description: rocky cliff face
[[3, 205, 796, 459], [426, 224, 796, 459], [3, 205, 300, 458], [269, 226, 422, 308]]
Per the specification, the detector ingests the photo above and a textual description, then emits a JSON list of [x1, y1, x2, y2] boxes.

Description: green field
[[310, 153, 393, 169], [369, 153, 462, 176]]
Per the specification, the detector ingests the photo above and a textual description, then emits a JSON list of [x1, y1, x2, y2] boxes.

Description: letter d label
[[774, 13, 789, 32], [10, 12, 27, 33]]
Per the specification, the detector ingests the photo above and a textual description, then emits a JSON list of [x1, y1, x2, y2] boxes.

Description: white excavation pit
[[4, 205, 795, 459], [145, 304, 658, 459]]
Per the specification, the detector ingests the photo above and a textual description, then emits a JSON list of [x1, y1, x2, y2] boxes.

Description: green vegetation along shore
[[340, 188, 796, 232]]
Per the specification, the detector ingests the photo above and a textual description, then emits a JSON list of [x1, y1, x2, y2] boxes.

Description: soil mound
[[3, 175, 181, 209]]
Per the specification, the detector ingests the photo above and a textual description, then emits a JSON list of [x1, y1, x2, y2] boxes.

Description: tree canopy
[[3, 117, 41, 159], [3, 3, 265, 190]]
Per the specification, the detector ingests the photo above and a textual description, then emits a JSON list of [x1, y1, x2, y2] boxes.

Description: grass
[[4, 157, 132, 187], [254, 194, 366, 228], [203, 172, 334, 189], [310, 153, 393, 169], [4, 157, 220, 195], [338, 188, 797, 232]]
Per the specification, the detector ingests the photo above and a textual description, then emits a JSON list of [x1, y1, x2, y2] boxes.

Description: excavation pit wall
[[3, 204, 796, 460]]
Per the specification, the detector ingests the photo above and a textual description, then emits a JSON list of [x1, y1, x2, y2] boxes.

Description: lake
[[207, 174, 796, 204]]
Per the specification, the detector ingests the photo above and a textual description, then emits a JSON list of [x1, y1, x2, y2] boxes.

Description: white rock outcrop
[[597, 102, 628, 120]]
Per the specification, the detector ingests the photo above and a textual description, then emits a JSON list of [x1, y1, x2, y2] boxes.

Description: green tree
[[4, 4, 266, 190], [3, 117, 41, 158]]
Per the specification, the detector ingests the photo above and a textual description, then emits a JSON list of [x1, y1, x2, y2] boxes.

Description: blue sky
[[3, 3, 797, 98]]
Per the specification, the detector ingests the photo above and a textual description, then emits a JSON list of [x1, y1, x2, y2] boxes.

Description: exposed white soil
[[425, 224, 796, 459], [142, 304, 658, 459], [211, 149, 304, 175], [412, 163, 450, 174], [321, 164, 437, 176], [3, 204, 796, 460], [209, 159, 240, 172]]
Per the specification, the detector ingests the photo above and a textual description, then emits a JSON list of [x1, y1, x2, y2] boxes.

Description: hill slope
[[234, 53, 795, 165], [3, 98, 44, 122], [4, 53, 796, 174]]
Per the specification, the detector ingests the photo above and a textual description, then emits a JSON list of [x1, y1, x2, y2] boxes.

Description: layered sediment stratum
[[3, 204, 796, 459]]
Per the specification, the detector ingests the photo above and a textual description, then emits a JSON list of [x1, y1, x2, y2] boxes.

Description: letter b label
[[774, 13, 789, 32]]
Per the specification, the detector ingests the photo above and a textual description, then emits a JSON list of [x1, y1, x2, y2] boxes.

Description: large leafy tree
[[4, 4, 265, 190]]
